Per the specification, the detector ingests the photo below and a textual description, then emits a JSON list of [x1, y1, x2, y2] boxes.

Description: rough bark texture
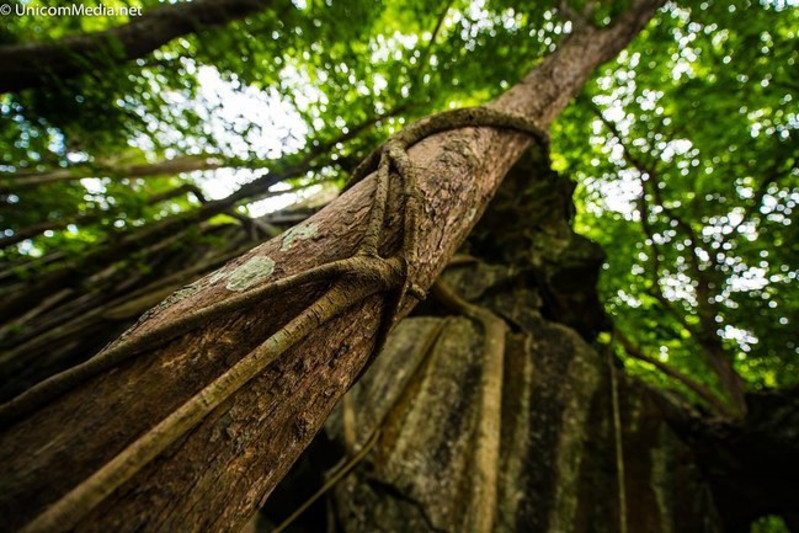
[[0, 219, 273, 402], [264, 150, 799, 533], [0, 0, 279, 93], [0, 4, 664, 531]]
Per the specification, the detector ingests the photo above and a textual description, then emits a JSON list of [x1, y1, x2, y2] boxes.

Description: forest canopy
[[0, 0, 797, 532]]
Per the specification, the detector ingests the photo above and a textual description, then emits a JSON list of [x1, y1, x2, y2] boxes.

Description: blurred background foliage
[[0, 0, 797, 422], [555, 0, 798, 401]]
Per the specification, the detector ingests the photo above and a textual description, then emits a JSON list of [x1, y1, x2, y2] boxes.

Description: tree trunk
[[262, 150, 799, 533], [310, 147, 720, 533], [0, 4, 664, 532]]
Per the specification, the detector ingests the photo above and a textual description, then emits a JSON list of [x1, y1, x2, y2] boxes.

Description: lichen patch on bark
[[223, 256, 276, 291], [280, 223, 319, 252]]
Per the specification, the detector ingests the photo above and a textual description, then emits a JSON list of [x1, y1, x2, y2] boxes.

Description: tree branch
[[1, 155, 225, 190], [719, 160, 797, 247], [0, 0, 278, 93], [615, 328, 736, 418], [0, 183, 207, 248], [591, 103, 748, 417]]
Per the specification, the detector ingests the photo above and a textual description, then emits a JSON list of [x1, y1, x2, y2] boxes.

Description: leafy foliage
[[554, 0, 798, 401]]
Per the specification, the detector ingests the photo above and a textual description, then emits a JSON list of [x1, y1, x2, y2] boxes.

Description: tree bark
[[0, 3, 663, 532], [0, 220, 266, 402], [0, 0, 278, 93]]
